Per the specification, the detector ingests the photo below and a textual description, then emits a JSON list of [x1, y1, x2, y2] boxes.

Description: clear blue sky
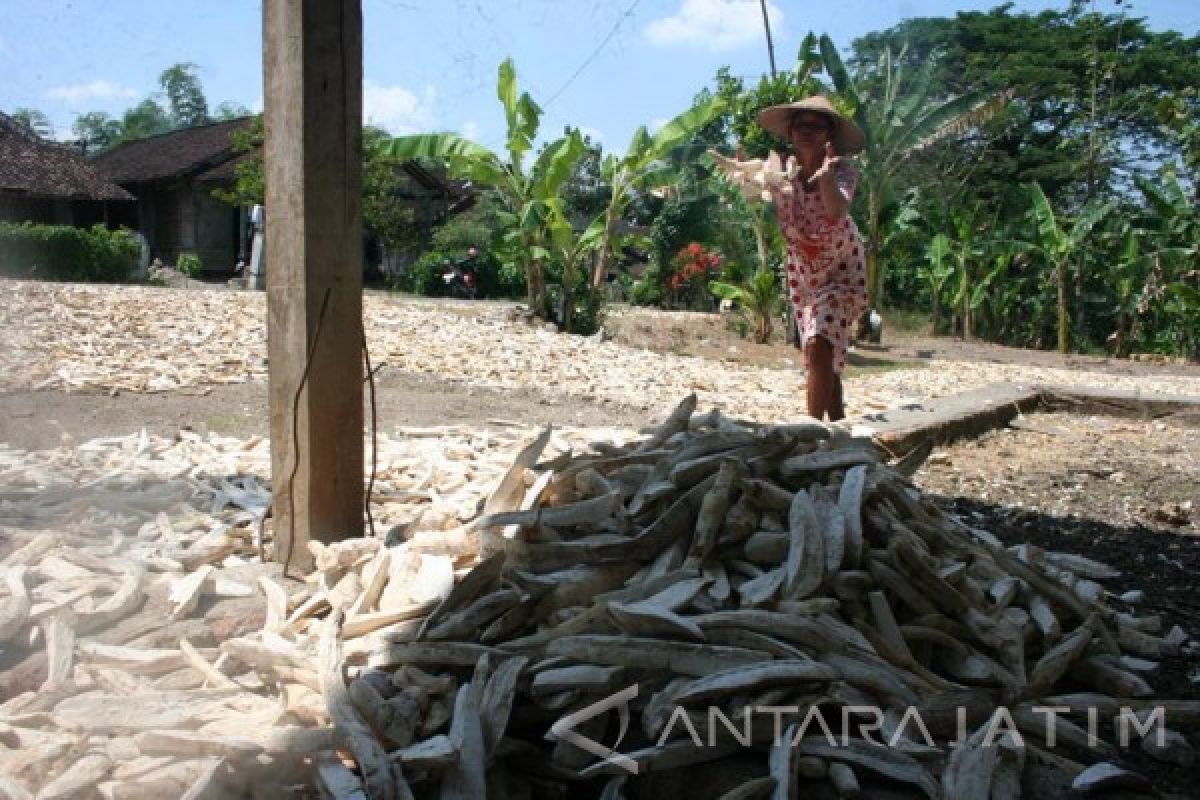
[[1, 0, 1195, 152]]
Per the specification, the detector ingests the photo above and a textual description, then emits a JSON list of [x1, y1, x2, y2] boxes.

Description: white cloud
[[644, 0, 783, 51], [579, 126, 605, 144], [46, 80, 139, 105], [363, 81, 436, 134], [460, 120, 482, 141]]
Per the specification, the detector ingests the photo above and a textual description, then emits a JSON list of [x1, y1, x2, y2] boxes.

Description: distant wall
[[191, 186, 237, 271]]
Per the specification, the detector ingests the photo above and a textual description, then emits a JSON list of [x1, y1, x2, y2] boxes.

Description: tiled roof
[[92, 117, 254, 184], [0, 112, 134, 202]]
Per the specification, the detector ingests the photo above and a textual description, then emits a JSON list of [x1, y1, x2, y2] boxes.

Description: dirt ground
[[2, 292, 1198, 797], [3, 298, 1197, 453], [913, 410, 1200, 798], [605, 304, 1200, 380], [0, 368, 652, 453]]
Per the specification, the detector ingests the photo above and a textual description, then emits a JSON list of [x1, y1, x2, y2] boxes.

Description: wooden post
[[264, 0, 364, 571]]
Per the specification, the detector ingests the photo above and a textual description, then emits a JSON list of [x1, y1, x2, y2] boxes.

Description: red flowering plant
[[667, 243, 723, 310]]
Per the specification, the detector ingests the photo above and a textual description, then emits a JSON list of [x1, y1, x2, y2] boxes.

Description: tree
[[119, 98, 173, 141], [852, 8, 1199, 211], [213, 101, 252, 121], [11, 108, 53, 139], [72, 111, 123, 153], [923, 233, 954, 333], [380, 59, 586, 321], [1021, 182, 1113, 353], [213, 116, 421, 264], [361, 126, 419, 258], [590, 97, 723, 289], [212, 115, 265, 207], [710, 265, 782, 344], [818, 34, 1007, 319], [160, 63, 210, 128]]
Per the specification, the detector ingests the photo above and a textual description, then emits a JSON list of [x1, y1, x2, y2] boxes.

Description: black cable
[[544, 0, 642, 109], [362, 333, 379, 540], [281, 287, 332, 579]]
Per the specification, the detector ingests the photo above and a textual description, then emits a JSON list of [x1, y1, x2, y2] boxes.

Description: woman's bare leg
[[804, 336, 835, 420], [829, 373, 845, 421]]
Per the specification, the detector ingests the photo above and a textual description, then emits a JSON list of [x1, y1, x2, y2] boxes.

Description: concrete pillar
[[264, 0, 364, 571]]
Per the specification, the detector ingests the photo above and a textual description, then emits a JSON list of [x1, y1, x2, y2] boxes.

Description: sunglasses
[[790, 119, 832, 134]]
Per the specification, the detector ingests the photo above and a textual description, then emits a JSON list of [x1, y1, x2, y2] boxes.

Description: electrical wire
[[543, 0, 643, 109], [281, 287, 332, 579]]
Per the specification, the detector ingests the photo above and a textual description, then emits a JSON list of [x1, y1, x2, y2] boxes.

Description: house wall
[[191, 185, 237, 271], [0, 195, 125, 228], [0, 195, 54, 223], [126, 180, 237, 273]]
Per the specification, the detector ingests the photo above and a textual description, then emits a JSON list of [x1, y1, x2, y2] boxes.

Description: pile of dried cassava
[[314, 394, 1194, 799], [0, 423, 626, 799], [1, 398, 1194, 799]]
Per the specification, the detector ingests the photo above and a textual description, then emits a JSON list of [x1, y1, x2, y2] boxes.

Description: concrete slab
[[850, 383, 1200, 457]]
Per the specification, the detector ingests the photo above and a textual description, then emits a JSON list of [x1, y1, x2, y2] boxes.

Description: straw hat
[[757, 95, 865, 156]]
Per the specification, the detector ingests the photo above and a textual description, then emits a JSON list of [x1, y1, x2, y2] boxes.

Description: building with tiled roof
[[0, 111, 134, 226], [92, 118, 255, 271]]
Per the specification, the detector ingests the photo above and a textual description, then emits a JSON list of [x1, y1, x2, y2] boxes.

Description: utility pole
[[264, 0, 365, 571], [759, 0, 778, 79]]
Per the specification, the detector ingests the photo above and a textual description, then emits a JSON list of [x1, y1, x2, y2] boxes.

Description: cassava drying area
[[1, 281, 1199, 799], [2, 389, 1198, 800]]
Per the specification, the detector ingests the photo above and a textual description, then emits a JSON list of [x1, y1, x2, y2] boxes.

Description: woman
[[758, 96, 867, 421]]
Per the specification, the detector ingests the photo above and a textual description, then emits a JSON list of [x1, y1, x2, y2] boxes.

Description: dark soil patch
[[0, 367, 648, 452], [915, 410, 1200, 798]]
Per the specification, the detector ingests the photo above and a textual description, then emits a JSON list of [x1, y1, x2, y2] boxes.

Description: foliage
[[213, 118, 423, 268], [69, 61, 220, 153], [630, 263, 665, 307], [213, 101, 252, 121], [666, 243, 722, 310], [380, 59, 588, 323], [701, 34, 828, 158], [923, 233, 955, 333], [818, 33, 1008, 316], [159, 63, 210, 128], [1014, 182, 1113, 352], [710, 265, 782, 343], [212, 115, 265, 207], [118, 98, 174, 142], [175, 252, 202, 277], [72, 111, 124, 153], [11, 108, 53, 139], [588, 96, 725, 288], [0, 223, 139, 282], [361, 126, 419, 256], [395, 193, 523, 299]]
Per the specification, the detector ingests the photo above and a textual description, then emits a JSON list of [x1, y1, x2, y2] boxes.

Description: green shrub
[[0, 223, 139, 283], [176, 252, 202, 277], [631, 263, 665, 306], [400, 250, 455, 296]]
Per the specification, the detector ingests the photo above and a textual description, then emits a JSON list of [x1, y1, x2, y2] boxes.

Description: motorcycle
[[441, 263, 477, 300], [441, 249, 480, 300]]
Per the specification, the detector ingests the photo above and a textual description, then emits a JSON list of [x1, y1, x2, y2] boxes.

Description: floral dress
[[774, 162, 867, 374]]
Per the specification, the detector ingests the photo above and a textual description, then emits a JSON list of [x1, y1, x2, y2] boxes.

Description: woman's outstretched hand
[[809, 141, 841, 183]]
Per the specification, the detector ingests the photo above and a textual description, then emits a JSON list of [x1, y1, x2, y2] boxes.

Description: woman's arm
[[812, 142, 852, 219]]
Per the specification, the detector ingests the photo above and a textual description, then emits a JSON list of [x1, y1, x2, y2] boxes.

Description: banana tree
[[379, 59, 585, 319], [546, 203, 606, 333], [1116, 174, 1198, 356], [818, 35, 1009, 319], [709, 266, 782, 344], [923, 233, 955, 333], [1022, 182, 1114, 353], [589, 98, 724, 289]]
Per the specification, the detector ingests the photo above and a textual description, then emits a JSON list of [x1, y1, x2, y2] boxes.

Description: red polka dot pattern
[[775, 162, 868, 374]]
